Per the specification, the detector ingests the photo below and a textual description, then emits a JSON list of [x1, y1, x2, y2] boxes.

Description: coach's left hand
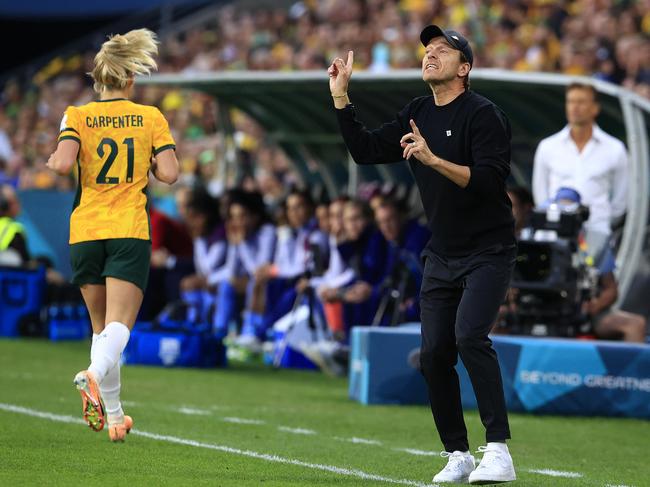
[[400, 119, 438, 166]]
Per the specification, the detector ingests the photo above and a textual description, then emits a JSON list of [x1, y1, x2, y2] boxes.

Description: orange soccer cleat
[[73, 370, 105, 432], [108, 415, 133, 442]]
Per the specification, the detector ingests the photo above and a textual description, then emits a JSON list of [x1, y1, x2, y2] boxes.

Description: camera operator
[[586, 246, 646, 343], [552, 189, 646, 343], [497, 187, 646, 343]]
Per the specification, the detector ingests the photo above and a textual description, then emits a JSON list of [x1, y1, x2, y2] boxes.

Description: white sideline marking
[[393, 448, 438, 457], [0, 403, 85, 425], [0, 403, 431, 487], [278, 426, 316, 435], [527, 468, 583, 478], [222, 416, 265, 425], [334, 436, 383, 446], [605, 484, 633, 487], [177, 407, 212, 416]]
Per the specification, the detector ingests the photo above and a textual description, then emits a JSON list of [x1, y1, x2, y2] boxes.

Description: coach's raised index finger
[[409, 119, 421, 135]]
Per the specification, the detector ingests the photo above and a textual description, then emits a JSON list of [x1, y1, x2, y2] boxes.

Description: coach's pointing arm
[[330, 52, 511, 193], [329, 51, 406, 165]]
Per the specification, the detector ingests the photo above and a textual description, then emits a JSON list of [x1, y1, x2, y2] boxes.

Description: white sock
[[92, 331, 124, 423], [91, 333, 99, 362], [88, 322, 130, 384], [101, 362, 124, 423]]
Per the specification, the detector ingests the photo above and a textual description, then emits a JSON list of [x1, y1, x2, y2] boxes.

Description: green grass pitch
[[1, 339, 648, 486]]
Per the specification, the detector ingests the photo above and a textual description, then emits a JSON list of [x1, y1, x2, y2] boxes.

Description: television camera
[[505, 202, 600, 337]]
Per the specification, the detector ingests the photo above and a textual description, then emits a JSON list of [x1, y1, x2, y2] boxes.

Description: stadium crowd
[[0, 0, 649, 192], [0, 1, 648, 367]]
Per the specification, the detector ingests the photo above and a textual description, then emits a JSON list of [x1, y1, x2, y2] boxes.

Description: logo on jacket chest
[[446, 130, 452, 137]]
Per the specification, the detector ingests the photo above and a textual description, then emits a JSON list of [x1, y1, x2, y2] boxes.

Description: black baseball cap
[[420, 25, 473, 68]]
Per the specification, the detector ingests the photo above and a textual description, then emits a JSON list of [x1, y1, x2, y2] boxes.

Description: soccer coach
[[329, 26, 517, 484]]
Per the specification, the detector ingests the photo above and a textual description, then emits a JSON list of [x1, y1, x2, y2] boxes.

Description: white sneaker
[[469, 443, 516, 484], [433, 450, 475, 484]]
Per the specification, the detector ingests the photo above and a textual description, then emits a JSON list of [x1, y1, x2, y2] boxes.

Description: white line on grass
[[527, 468, 583, 478], [159, 405, 435, 457], [0, 403, 432, 487], [0, 403, 85, 425], [221, 416, 266, 425], [278, 426, 316, 435], [334, 436, 383, 446], [176, 407, 212, 416]]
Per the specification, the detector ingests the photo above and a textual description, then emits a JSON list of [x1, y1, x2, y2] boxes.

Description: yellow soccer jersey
[[58, 98, 175, 244]]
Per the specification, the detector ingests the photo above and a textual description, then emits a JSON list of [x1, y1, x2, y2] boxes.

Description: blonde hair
[[90, 28, 159, 93]]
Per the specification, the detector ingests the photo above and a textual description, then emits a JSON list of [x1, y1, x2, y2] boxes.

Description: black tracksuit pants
[[419, 243, 516, 452]]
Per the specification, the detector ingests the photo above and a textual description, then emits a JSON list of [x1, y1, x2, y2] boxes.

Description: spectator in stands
[[141, 205, 194, 321], [236, 189, 329, 351], [373, 199, 430, 325], [174, 185, 193, 222], [300, 198, 387, 376], [315, 200, 330, 235], [319, 199, 386, 333], [309, 196, 353, 335], [0, 185, 70, 288], [0, 184, 29, 266], [588, 245, 647, 343], [327, 196, 349, 243], [507, 186, 534, 237], [532, 82, 628, 258], [368, 189, 387, 217], [179, 187, 227, 325], [4, 0, 650, 198], [212, 190, 275, 338]]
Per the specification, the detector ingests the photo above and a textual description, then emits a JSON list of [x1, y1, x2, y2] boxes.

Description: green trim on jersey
[[72, 158, 82, 212], [58, 135, 80, 144], [153, 144, 176, 156], [96, 98, 128, 103]]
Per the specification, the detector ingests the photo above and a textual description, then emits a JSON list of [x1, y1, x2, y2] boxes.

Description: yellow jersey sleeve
[[152, 108, 175, 156], [58, 106, 81, 144]]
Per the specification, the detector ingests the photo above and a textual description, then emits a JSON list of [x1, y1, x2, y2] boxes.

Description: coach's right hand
[[329, 50, 353, 108]]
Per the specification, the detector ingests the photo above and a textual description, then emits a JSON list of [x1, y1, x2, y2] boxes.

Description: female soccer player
[[47, 28, 179, 442]]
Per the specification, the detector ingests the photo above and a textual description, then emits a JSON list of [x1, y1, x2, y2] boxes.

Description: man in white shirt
[[532, 82, 628, 256]]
